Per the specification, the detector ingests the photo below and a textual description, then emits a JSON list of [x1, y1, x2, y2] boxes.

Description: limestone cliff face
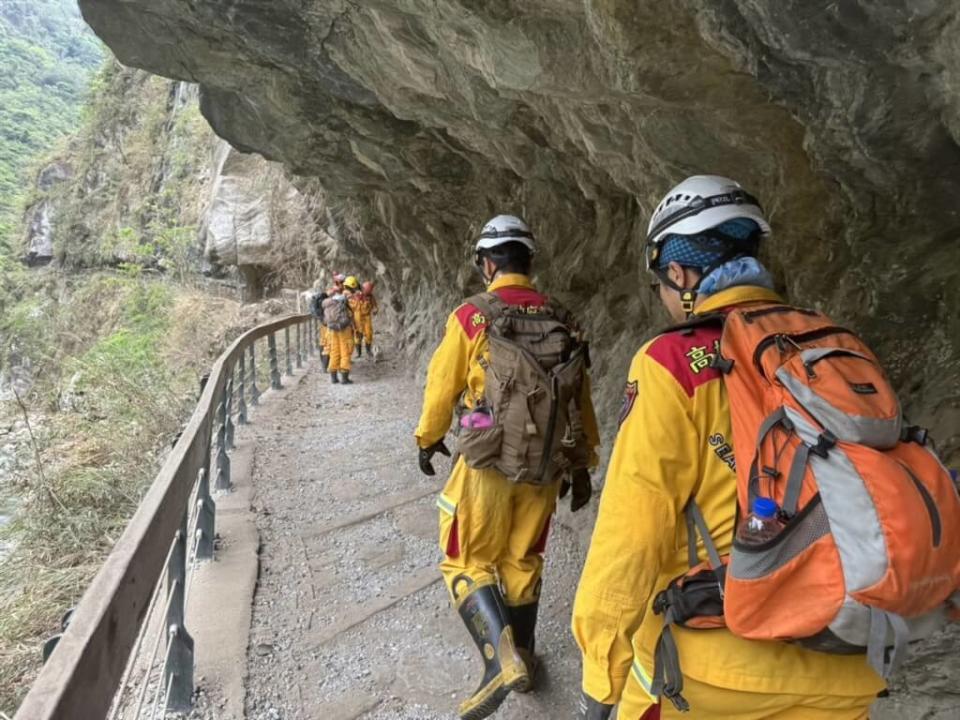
[[18, 61, 329, 302], [76, 0, 960, 455], [74, 2, 960, 713], [201, 141, 339, 301]]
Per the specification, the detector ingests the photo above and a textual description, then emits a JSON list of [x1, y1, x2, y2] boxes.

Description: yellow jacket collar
[[694, 285, 782, 315], [487, 273, 534, 292]]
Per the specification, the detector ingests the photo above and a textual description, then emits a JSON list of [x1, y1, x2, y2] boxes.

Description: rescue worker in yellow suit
[[416, 215, 601, 720], [325, 275, 356, 384], [352, 280, 378, 357], [572, 176, 884, 720], [319, 272, 346, 372]]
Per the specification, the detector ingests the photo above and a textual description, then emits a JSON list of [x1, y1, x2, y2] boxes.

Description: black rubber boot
[[330, 371, 339, 384], [508, 601, 539, 692], [356, 341, 363, 358], [340, 371, 353, 385], [320, 353, 329, 372], [452, 577, 528, 720], [576, 691, 614, 720]]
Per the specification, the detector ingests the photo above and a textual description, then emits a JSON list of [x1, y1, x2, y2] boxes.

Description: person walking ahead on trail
[[573, 175, 928, 720], [352, 280, 378, 357], [319, 272, 347, 372], [323, 280, 356, 385], [416, 214, 601, 720]]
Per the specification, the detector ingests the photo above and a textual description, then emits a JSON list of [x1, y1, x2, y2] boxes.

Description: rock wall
[[74, 1, 960, 714], [76, 0, 960, 456], [17, 61, 337, 302], [18, 64, 219, 270], [201, 141, 342, 301], [22, 162, 72, 266]]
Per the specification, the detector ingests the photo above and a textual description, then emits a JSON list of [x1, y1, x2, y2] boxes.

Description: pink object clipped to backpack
[[460, 407, 494, 430]]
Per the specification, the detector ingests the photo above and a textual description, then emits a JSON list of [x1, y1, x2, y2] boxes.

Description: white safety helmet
[[475, 214, 536, 255], [645, 175, 770, 271]]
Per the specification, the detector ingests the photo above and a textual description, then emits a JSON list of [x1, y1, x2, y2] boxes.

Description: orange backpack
[[652, 303, 960, 711]]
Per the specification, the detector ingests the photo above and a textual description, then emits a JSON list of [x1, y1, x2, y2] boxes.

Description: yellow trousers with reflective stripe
[[438, 456, 559, 605], [616, 674, 874, 720], [327, 328, 354, 372]]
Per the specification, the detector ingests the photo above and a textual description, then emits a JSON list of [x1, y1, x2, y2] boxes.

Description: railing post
[[164, 509, 195, 712], [215, 394, 231, 491], [284, 326, 294, 376], [296, 322, 303, 369], [248, 341, 260, 407], [224, 365, 236, 450], [195, 467, 215, 560], [268, 333, 282, 390], [237, 351, 248, 425], [308, 319, 316, 357]]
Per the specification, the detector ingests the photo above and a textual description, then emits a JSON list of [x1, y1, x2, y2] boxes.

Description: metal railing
[[15, 314, 320, 720]]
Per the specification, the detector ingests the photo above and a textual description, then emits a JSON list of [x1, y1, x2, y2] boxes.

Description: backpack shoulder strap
[[465, 291, 507, 325], [542, 296, 578, 327], [656, 311, 726, 337], [684, 499, 723, 570]]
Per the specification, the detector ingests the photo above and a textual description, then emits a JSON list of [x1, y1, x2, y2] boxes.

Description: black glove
[[418, 439, 451, 476], [561, 468, 592, 512], [577, 691, 614, 720]]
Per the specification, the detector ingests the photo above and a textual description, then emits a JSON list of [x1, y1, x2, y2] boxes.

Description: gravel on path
[[240, 344, 591, 720], [184, 335, 959, 720]]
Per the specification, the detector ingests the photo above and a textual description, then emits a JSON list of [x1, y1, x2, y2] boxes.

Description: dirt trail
[[195, 339, 956, 720], [239, 347, 589, 720]]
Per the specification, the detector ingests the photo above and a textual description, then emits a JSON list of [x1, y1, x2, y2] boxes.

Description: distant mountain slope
[[0, 0, 102, 236]]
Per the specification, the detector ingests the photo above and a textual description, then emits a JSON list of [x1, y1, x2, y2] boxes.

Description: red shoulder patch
[[645, 326, 723, 397], [453, 287, 547, 340], [455, 303, 488, 340], [493, 286, 546, 307]]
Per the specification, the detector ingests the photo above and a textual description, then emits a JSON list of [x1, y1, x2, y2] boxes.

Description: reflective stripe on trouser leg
[[616, 652, 659, 719], [499, 479, 561, 605], [619, 656, 874, 720], [656, 675, 874, 719], [439, 458, 513, 602]]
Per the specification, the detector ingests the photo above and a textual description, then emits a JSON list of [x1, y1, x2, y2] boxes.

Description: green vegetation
[[0, 0, 102, 244], [0, 271, 243, 712], [1, 56, 217, 324], [0, 11, 255, 709], [27, 60, 216, 270]]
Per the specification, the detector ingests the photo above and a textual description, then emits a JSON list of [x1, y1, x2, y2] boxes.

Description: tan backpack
[[321, 295, 353, 331], [456, 292, 589, 485]]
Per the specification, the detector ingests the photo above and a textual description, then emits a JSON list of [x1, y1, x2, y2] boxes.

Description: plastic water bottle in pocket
[[736, 497, 784, 545]]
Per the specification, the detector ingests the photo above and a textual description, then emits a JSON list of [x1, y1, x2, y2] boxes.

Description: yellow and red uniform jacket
[[353, 293, 378, 318], [573, 285, 885, 704], [415, 273, 600, 462]]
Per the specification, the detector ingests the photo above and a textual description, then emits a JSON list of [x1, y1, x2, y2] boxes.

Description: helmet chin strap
[[655, 245, 750, 317], [653, 268, 698, 315], [474, 252, 497, 285]]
